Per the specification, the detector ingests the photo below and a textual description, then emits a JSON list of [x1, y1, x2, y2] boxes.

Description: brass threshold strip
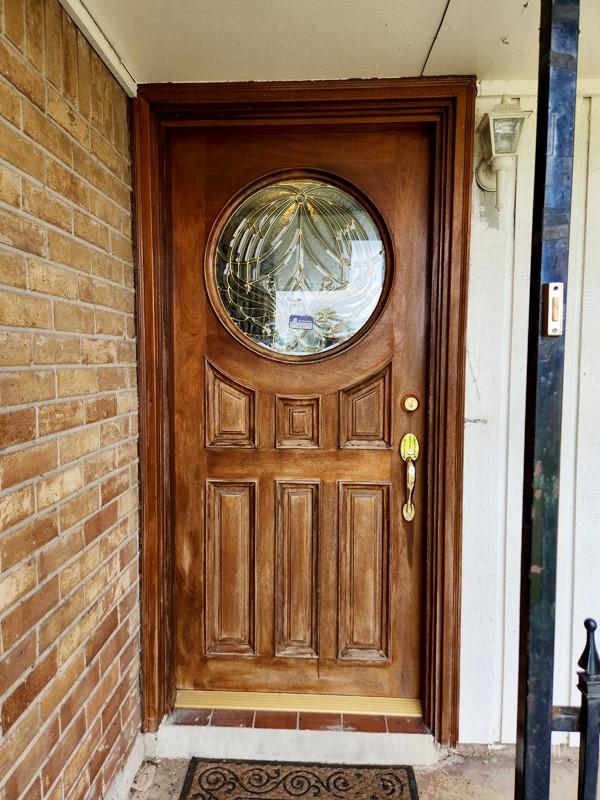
[[176, 690, 422, 718]]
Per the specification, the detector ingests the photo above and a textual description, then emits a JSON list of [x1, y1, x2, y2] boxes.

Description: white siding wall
[[459, 83, 600, 744]]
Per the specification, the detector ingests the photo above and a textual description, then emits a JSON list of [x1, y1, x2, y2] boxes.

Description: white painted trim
[[104, 734, 145, 800], [478, 79, 600, 97], [143, 725, 441, 766], [57, 0, 137, 96]]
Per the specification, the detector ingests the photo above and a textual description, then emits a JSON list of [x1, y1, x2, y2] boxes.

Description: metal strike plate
[[542, 282, 564, 337], [403, 396, 419, 412]]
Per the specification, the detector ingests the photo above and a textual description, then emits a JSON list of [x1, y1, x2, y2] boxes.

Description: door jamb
[[132, 77, 476, 746]]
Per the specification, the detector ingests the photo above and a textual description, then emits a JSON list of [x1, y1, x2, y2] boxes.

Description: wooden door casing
[[170, 126, 430, 699], [134, 78, 475, 744]]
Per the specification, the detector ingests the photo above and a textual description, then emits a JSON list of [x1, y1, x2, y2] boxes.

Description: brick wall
[[0, 1, 141, 798]]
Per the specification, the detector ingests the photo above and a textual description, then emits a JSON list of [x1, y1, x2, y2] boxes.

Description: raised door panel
[[206, 360, 256, 447], [339, 364, 391, 448], [206, 480, 256, 654], [275, 397, 320, 449], [275, 481, 320, 657], [338, 482, 390, 661]]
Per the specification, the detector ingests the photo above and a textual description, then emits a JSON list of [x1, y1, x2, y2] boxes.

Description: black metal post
[[577, 619, 600, 800], [514, 1, 580, 798]]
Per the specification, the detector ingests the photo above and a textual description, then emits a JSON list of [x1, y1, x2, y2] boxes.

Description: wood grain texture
[[339, 363, 392, 449], [134, 77, 475, 745], [276, 397, 320, 449], [338, 483, 390, 661], [206, 360, 256, 448], [206, 481, 256, 654], [275, 481, 320, 657]]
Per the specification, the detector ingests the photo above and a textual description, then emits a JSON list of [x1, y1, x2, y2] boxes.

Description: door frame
[[132, 77, 476, 746]]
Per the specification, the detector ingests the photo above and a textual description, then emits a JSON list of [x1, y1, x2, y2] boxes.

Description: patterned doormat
[[180, 758, 419, 799]]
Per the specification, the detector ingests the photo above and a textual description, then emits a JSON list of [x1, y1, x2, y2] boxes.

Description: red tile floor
[[169, 708, 429, 733]]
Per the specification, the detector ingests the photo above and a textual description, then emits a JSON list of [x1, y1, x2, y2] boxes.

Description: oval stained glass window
[[210, 178, 389, 358]]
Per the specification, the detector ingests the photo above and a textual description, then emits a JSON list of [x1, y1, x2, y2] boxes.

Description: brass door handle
[[400, 433, 420, 522]]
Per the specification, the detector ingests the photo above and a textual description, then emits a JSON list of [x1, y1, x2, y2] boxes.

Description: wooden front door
[[170, 119, 432, 701]]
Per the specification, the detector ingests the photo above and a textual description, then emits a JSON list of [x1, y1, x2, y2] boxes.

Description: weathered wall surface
[[460, 83, 600, 744], [0, 0, 140, 796]]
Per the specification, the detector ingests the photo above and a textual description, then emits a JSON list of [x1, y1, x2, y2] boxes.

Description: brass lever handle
[[400, 433, 420, 522]]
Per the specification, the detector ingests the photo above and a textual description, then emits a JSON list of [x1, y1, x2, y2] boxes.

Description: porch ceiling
[[75, 0, 600, 88]]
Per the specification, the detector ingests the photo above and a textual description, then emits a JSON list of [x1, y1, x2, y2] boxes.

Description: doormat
[[180, 758, 419, 799]]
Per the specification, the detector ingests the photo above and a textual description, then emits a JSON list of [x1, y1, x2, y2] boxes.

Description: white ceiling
[[79, 0, 600, 86]]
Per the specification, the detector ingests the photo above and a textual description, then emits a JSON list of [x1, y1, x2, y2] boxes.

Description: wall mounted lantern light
[[476, 96, 531, 211]]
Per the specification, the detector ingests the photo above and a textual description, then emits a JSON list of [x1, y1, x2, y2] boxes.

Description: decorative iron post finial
[[578, 618, 600, 677]]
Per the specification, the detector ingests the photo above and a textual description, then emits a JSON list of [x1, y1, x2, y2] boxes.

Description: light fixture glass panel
[[493, 117, 525, 154], [213, 179, 387, 357]]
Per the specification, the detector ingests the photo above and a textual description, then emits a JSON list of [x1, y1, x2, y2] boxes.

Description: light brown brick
[[0, 330, 32, 365], [23, 181, 73, 231], [0, 249, 27, 288], [83, 447, 116, 484], [61, 13, 78, 107], [42, 708, 85, 792], [81, 338, 117, 364], [58, 486, 98, 531], [110, 231, 133, 262], [40, 649, 85, 722], [36, 464, 83, 510], [0, 408, 36, 447], [0, 206, 47, 256], [98, 366, 126, 392], [38, 400, 85, 435], [48, 85, 89, 147], [91, 252, 123, 283], [0, 700, 41, 783], [0, 162, 21, 206], [95, 308, 125, 336], [5, 715, 59, 799], [76, 30, 91, 120], [1, 511, 58, 570], [84, 395, 117, 423], [44, 0, 62, 88], [72, 144, 129, 210], [79, 275, 114, 308], [100, 471, 128, 505], [47, 230, 91, 272], [0, 440, 57, 489], [99, 417, 128, 446], [4, 0, 26, 50], [83, 501, 117, 545], [54, 300, 94, 333], [23, 102, 73, 167], [57, 599, 101, 665], [57, 367, 99, 397], [0, 557, 36, 614], [0, 369, 54, 405], [60, 541, 100, 596], [29, 260, 79, 298], [38, 578, 84, 650], [0, 631, 36, 696], [25, 0, 44, 71], [0, 117, 45, 181], [59, 426, 99, 464], [113, 286, 135, 314], [33, 333, 81, 364], [0, 78, 21, 125], [2, 647, 58, 731], [0, 288, 51, 326], [62, 713, 96, 794], [38, 528, 83, 582], [0, 35, 45, 106], [73, 209, 108, 249], [84, 553, 118, 605]]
